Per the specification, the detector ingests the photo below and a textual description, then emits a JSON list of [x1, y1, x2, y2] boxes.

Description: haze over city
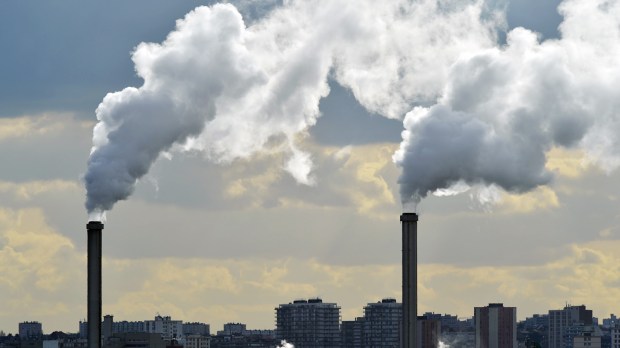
[[2, 0, 620, 339]]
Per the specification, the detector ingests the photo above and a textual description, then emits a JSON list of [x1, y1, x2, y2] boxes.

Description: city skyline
[[1, 299, 613, 336], [3, 0, 620, 336]]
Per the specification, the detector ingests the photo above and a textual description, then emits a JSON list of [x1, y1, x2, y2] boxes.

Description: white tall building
[[145, 315, 183, 340]]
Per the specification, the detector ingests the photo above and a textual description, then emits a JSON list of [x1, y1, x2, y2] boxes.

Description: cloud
[[0, 113, 93, 183], [496, 187, 560, 214], [0, 113, 73, 140], [0, 180, 80, 203], [416, 240, 620, 319], [0, 208, 85, 332], [545, 147, 589, 179]]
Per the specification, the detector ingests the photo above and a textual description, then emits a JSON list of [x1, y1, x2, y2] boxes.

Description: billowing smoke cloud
[[395, 0, 620, 203], [84, 0, 499, 215]]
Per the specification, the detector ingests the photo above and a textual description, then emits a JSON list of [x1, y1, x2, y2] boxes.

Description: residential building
[[185, 335, 211, 348], [217, 323, 245, 336], [549, 305, 593, 348], [604, 315, 619, 330], [275, 298, 341, 348], [423, 312, 461, 332], [210, 324, 277, 348], [417, 315, 441, 348], [363, 298, 401, 347], [523, 314, 549, 330], [573, 332, 601, 348], [113, 321, 146, 334], [183, 323, 210, 336], [474, 303, 517, 348], [611, 323, 620, 348], [341, 318, 364, 348], [104, 332, 165, 348], [102, 315, 114, 342], [145, 315, 183, 340], [19, 322, 43, 339]]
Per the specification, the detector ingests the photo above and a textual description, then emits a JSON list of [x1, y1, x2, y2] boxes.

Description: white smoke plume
[[84, 0, 499, 215], [277, 341, 294, 348], [394, 0, 620, 204]]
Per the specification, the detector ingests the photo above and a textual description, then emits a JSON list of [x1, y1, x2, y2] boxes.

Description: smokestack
[[87, 221, 103, 348], [401, 213, 417, 348]]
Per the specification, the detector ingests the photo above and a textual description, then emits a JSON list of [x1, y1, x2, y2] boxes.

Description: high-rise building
[[474, 303, 517, 348], [363, 298, 402, 348], [275, 298, 341, 348], [341, 299, 401, 348], [103, 315, 114, 342], [417, 316, 441, 348], [145, 315, 183, 340], [341, 317, 364, 348], [19, 321, 43, 339], [548, 305, 592, 348]]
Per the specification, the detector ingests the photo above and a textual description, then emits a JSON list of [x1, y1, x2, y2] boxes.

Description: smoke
[[84, 0, 499, 215], [277, 341, 294, 348], [395, 0, 620, 203]]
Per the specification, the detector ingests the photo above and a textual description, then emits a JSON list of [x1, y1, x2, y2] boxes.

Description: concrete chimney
[[401, 213, 418, 348], [87, 221, 103, 348]]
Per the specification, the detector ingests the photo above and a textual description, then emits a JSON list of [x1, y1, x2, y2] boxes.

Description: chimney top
[[400, 213, 418, 222], [87, 221, 104, 230]]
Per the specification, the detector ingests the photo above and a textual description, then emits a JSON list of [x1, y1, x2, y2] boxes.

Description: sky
[[4, 0, 620, 335]]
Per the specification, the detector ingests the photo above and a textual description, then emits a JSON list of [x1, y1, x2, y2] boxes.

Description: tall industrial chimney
[[401, 213, 418, 348], [87, 221, 103, 348]]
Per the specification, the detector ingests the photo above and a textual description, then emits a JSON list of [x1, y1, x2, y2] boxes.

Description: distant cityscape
[[2, 298, 619, 348]]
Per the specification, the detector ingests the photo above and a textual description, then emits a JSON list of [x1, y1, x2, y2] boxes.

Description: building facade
[[183, 322, 210, 336], [341, 318, 364, 348], [185, 335, 211, 348], [145, 315, 183, 340], [548, 305, 593, 348], [19, 322, 43, 339], [113, 321, 146, 334], [363, 299, 401, 348], [573, 332, 601, 348], [611, 324, 620, 348], [275, 298, 341, 348], [474, 303, 517, 348], [217, 323, 246, 336], [417, 316, 441, 348]]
